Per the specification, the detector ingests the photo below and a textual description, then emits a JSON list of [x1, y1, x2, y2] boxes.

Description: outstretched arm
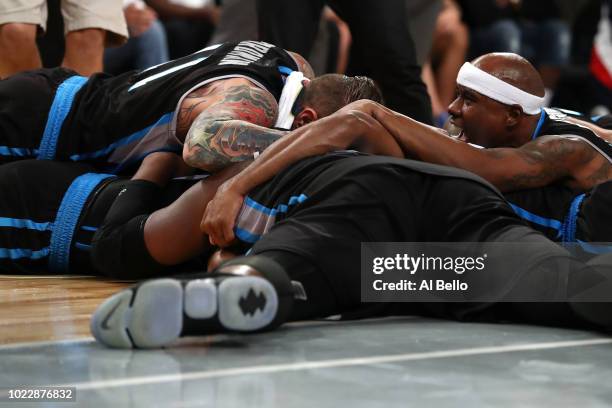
[[201, 103, 405, 246], [182, 84, 286, 172], [361, 101, 601, 191]]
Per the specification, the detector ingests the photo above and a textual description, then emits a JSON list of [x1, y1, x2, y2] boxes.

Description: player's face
[[448, 85, 512, 148]]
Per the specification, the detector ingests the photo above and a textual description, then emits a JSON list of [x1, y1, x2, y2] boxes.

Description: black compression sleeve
[[91, 180, 167, 279], [102, 180, 162, 226]]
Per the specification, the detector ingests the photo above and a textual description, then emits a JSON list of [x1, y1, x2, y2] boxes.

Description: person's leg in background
[[330, 0, 433, 124], [61, 0, 127, 76], [0, 0, 46, 78], [104, 19, 169, 74], [421, 0, 468, 126], [468, 19, 521, 59], [255, 0, 325, 58], [207, 0, 258, 46], [132, 19, 168, 70], [63, 28, 106, 76], [521, 19, 571, 105]]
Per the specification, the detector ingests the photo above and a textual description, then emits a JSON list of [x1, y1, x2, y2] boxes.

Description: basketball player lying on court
[[0, 40, 380, 178], [0, 151, 609, 348], [87, 150, 611, 349], [198, 52, 612, 248]]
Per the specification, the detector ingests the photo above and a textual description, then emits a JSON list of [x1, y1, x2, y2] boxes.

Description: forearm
[[356, 101, 566, 191], [183, 119, 286, 172], [224, 112, 374, 195]]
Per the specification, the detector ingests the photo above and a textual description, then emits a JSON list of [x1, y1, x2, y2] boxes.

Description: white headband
[[456, 62, 544, 115], [275, 71, 307, 130]]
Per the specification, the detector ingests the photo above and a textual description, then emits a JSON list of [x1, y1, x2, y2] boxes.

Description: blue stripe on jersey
[[244, 194, 308, 216], [109, 145, 182, 174], [0, 247, 50, 260], [244, 196, 278, 216], [69, 113, 174, 162], [38, 76, 88, 160], [577, 240, 612, 254], [75, 242, 92, 251], [0, 146, 39, 157], [235, 227, 261, 244], [561, 194, 586, 243], [48, 173, 115, 273], [235, 194, 309, 244], [80, 226, 98, 232], [278, 66, 294, 76], [0, 218, 52, 231], [531, 109, 547, 140], [509, 203, 563, 234]]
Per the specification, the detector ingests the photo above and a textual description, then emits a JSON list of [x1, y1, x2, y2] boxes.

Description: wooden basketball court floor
[[1, 275, 612, 407]]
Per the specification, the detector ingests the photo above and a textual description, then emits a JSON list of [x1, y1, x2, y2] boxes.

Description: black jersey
[[533, 108, 612, 163], [504, 184, 580, 243], [0, 41, 299, 174], [505, 181, 612, 253], [234, 151, 504, 247]]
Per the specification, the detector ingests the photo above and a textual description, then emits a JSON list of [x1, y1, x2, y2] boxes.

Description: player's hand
[[201, 181, 244, 248]]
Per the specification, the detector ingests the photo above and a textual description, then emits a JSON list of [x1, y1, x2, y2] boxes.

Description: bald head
[[288, 51, 315, 79], [473, 53, 545, 97]]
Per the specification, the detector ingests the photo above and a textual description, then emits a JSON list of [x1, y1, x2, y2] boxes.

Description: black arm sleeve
[[91, 180, 168, 279]]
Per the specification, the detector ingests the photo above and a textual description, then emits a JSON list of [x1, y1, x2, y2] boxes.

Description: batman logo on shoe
[[239, 288, 267, 316]]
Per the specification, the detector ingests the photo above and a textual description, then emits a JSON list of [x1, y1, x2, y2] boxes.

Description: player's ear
[[292, 107, 319, 129], [506, 105, 523, 127]]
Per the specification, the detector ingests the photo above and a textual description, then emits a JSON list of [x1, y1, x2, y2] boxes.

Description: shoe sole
[[91, 276, 279, 349]]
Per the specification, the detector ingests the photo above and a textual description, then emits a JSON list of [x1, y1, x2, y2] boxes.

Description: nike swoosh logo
[[100, 299, 123, 330]]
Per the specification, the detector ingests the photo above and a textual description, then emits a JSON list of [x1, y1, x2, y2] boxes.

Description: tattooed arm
[[355, 100, 603, 191], [182, 84, 286, 172]]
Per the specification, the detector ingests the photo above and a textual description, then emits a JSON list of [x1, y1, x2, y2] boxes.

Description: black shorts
[[578, 181, 612, 243], [246, 157, 544, 311], [0, 68, 76, 165], [0, 160, 119, 274]]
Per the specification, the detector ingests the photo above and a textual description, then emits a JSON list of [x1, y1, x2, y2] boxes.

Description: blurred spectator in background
[[422, 0, 468, 126], [104, 0, 169, 74], [308, 7, 352, 75], [207, 0, 256, 45], [0, 0, 127, 78], [590, 0, 612, 115], [146, 0, 219, 59], [551, 0, 611, 116], [256, 0, 434, 124], [458, 0, 571, 103], [406, 0, 443, 66]]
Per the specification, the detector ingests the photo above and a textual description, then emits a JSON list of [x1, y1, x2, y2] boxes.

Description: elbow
[[182, 145, 224, 173]]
